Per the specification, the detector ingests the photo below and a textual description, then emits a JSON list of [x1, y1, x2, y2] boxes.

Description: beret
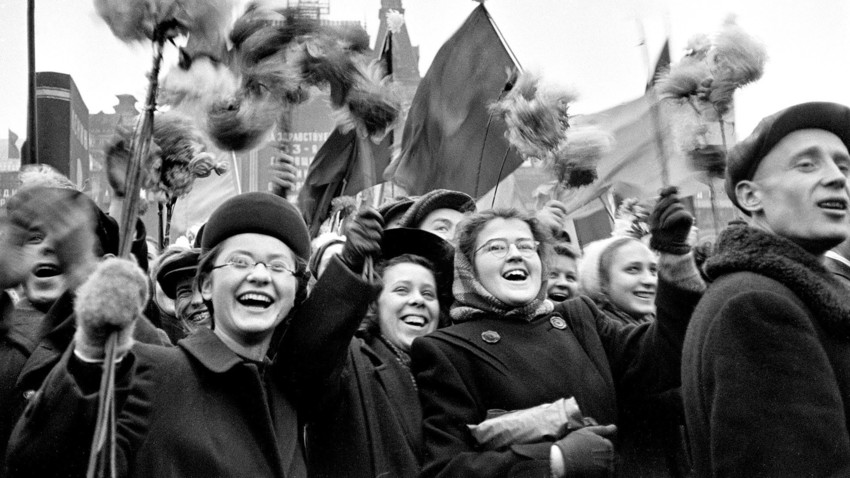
[[201, 192, 311, 261], [398, 189, 476, 229], [726, 102, 850, 211], [156, 248, 201, 299], [378, 197, 415, 226]]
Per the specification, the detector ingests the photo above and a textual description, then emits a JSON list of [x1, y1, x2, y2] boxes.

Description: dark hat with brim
[[156, 248, 201, 299], [201, 192, 310, 261], [378, 197, 415, 225], [381, 227, 455, 300], [398, 189, 476, 229], [726, 101, 850, 212]]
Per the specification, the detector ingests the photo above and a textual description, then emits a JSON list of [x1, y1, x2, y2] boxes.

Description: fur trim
[[706, 226, 850, 337]]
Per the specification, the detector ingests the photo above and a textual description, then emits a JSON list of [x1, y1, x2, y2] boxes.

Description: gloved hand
[[535, 200, 568, 238], [0, 214, 35, 289], [73, 257, 149, 360], [269, 150, 298, 198], [6, 188, 99, 289], [553, 424, 616, 478], [649, 186, 694, 255], [340, 207, 384, 273]]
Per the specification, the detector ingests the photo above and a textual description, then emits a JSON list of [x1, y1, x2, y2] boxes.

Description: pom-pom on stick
[[73, 257, 149, 360], [549, 126, 614, 189]]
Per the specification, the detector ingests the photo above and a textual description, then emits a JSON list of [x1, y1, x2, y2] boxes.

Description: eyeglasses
[[475, 238, 540, 258], [211, 255, 296, 276]]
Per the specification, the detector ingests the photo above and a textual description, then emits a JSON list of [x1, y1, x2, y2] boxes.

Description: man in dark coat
[[682, 102, 850, 477]]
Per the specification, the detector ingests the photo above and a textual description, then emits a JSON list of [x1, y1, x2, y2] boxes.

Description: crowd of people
[[0, 100, 849, 477]]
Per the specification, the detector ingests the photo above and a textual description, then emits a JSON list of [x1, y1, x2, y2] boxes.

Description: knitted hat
[[726, 102, 850, 212], [577, 236, 637, 301], [398, 189, 476, 229], [377, 197, 415, 226], [156, 248, 201, 299], [201, 192, 310, 261]]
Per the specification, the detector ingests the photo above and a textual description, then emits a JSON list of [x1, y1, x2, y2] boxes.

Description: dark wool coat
[[305, 335, 424, 478], [411, 277, 699, 478], [682, 226, 850, 477], [5, 258, 374, 478], [0, 291, 168, 476]]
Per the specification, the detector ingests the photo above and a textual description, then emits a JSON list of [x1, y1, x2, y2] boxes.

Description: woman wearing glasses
[[411, 208, 701, 478], [6, 192, 382, 478]]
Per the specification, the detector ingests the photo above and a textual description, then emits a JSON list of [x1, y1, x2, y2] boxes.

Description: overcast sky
[[1, 0, 849, 144]]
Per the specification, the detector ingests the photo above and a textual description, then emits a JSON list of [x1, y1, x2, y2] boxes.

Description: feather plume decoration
[[332, 60, 400, 139], [207, 90, 280, 151], [94, 0, 232, 44], [549, 126, 613, 189], [654, 60, 711, 101], [386, 10, 405, 34], [710, 17, 767, 87], [490, 72, 578, 159], [612, 198, 651, 240]]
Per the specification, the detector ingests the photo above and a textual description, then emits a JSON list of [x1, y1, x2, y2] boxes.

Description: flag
[[384, 4, 521, 198], [296, 30, 396, 236], [297, 129, 392, 236], [8, 130, 20, 159], [646, 39, 671, 91]]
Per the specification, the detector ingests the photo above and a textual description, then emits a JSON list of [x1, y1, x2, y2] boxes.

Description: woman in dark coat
[[5, 193, 382, 478], [411, 208, 701, 477], [305, 227, 454, 478]]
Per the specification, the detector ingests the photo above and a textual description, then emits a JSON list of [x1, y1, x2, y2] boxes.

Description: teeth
[[402, 316, 427, 327], [503, 270, 528, 281], [634, 291, 654, 299], [238, 293, 273, 308], [819, 200, 847, 210]]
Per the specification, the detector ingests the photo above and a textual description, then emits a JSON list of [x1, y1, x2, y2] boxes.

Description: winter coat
[[824, 250, 850, 289], [0, 290, 168, 476], [5, 258, 374, 478], [411, 276, 699, 478], [305, 333, 424, 478], [682, 225, 850, 477]]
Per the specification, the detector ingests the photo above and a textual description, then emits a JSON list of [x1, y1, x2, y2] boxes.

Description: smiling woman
[[410, 208, 704, 478]]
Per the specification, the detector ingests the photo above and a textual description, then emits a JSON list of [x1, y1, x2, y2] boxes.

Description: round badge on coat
[[481, 330, 501, 344], [550, 316, 567, 330]]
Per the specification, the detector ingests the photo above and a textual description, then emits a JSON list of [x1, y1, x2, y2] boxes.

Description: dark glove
[[340, 207, 384, 273], [649, 186, 694, 255], [73, 258, 149, 360], [554, 424, 616, 478]]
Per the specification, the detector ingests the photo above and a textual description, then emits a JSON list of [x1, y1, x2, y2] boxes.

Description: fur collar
[[706, 225, 850, 337]]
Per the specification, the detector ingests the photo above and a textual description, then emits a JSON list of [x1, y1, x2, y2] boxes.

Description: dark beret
[[156, 248, 201, 299], [726, 102, 850, 211], [397, 189, 476, 229], [201, 192, 311, 261]]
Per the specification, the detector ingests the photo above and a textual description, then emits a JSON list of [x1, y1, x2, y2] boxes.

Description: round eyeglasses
[[475, 238, 540, 258], [211, 255, 296, 275]]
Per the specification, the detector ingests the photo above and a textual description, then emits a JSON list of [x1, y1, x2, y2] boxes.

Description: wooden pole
[[26, 0, 37, 164]]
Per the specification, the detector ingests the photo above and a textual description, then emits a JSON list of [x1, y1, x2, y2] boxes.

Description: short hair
[[456, 208, 552, 271], [552, 242, 580, 261], [18, 164, 77, 191]]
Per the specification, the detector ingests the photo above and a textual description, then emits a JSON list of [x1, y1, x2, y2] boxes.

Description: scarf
[[706, 225, 850, 337], [450, 246, 554, 323]]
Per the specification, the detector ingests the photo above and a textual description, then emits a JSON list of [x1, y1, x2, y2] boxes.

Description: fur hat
[[397, 189, 476, 229], [201, 192, 310, 261], [156, 248, 201, 299], [726, 102, 850, 212]]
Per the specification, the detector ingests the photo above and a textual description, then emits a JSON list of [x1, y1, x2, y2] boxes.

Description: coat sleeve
[[411, 336, 553, 478], [594, 272, 701, 395], [275, 255, 379, 412], [695, 289, 850, 477], [5, 345, 150, 478]]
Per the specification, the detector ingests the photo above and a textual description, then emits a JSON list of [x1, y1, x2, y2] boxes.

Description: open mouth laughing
[[237, 292, 274, 310]]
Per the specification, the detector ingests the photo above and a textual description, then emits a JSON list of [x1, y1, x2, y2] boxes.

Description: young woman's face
[[605, 241, 658, 317], [201, 233, 299, 347], [473, 218, 542, 306], [377, 262, 440, 352]]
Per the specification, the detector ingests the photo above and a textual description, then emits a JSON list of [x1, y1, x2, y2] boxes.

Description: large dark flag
[[384, 4, 521, 197]]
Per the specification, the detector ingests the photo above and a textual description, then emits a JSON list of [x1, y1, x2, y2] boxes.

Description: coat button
[[481, 330, 501, 344], [22, 390, 36, 401], [550, 316, 567, 330]]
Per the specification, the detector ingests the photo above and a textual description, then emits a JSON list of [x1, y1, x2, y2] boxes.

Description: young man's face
[[744, 129, 850, 251]]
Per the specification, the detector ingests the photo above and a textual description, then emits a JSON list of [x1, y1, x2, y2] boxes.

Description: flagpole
[[636, 19, 670, 187], [26, 0, 37, 165]]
